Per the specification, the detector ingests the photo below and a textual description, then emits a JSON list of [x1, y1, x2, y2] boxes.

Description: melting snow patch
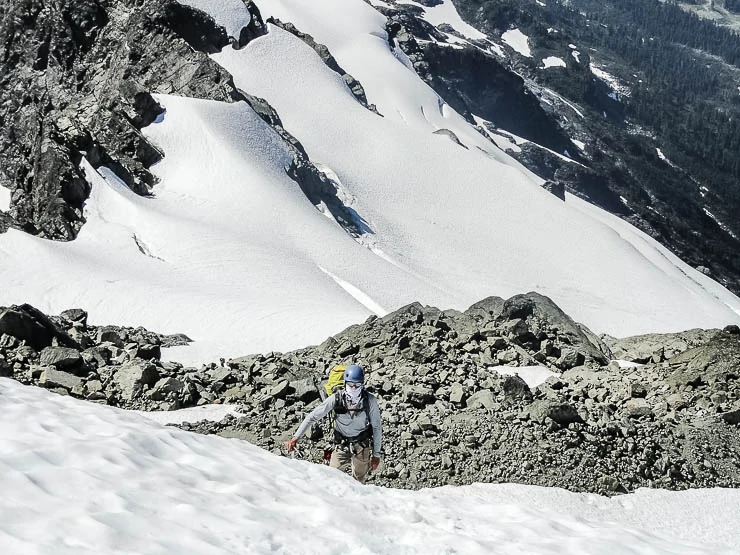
[[180, 0, 252, 38], [571, 50, 581, 63], [542, 56, 566, 69], [502, 28, 532, 57], [655, 148, 677, 168], [488, 42, 505, 57], [0, 186, 10, 212], [493, 365, 559, 388], [591, 65, 631, 98], [572, 139, 586, 151], [413, 0, 487, 40], [615, 360, 643, 368], [699, 186, 709, 198], [703, 208, 739, 240]]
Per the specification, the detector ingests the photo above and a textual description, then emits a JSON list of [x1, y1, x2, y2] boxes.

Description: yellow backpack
[[324, 365, 347, 397]]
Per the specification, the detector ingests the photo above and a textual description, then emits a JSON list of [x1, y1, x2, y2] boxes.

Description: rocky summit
[[2, 293, 740, 496]]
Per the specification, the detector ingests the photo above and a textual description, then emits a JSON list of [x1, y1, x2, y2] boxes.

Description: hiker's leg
[[351, 445, 373, 483], [330, 447, 351, 474]]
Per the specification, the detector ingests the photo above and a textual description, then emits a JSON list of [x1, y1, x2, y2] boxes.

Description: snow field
[[0, 0, 738, 369], [401, 0, 488, 40], [0, 186, 10, 212], [502, 28, 532, 57], [2, 378, 740, 554], [1, 1, 740, 553], [542, 56, 566, 68]]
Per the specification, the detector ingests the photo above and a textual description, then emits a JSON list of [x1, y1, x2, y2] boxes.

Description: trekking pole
[[290, 445, 306, 460]]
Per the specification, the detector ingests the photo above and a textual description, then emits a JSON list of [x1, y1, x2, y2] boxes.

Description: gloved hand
[[371, 456, 381, 471], [284, 437, 298, 452]]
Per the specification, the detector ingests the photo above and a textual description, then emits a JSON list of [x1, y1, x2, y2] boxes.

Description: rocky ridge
[[2, 293, 740, 496], [0, 0, 369, 240]]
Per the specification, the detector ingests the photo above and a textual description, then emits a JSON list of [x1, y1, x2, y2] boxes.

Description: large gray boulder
[[148, 377, 185, 401], [60, 308, 88, 328], [39, 346, 82, 369], [501, 374, 531, 401], [0, 306, 52, 350], [464, 296, 505, 322], [668, 331, 740, 385], [449, 382, 465, 404], [604, 329, 716, 363], [0, 304, 78, 350], [402, 384, 436, 407], [269, 380, 291, 399], [526, 399, 581, 426], [624, 398, 653, 418], [290, 377, 320, 403], [39, 367, 84, 391], [467, 390, 495, 410], [96, 327, 125, 348], [497, 292, 611, 364], [112, 359, 160, 401]]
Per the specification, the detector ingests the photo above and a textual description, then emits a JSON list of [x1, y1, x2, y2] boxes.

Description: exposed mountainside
[[0, 0, 360, 239], [437, 0, 740, 294], [0, 0, 231, 238], [0, 0, 739, 364], [3, 296, 740, 495], [678, 0, 740, 33]]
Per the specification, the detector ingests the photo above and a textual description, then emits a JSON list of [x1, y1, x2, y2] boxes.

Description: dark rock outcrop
[[0, 0, 371, 243], [0, 0, 259, 240], [380, 5, 575, 157]]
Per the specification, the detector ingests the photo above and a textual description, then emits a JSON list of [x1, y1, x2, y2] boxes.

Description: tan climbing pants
[[330, 444, 373, 483]]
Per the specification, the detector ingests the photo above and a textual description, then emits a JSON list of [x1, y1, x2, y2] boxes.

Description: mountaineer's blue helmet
[[343, 364, 364, 383]]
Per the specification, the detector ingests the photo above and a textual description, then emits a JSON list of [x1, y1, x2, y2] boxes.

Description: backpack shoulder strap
[[333, 390, 347, 414], [362, 389, 372, 429]]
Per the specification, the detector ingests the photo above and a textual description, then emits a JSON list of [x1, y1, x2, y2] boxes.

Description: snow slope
[[2, 377, 740, 554], [0, 0, 738, 366], [0, 186, 10, 212], [543, 56, 567, 68], [502, 28, 532, 57], [399, 0, 487, 40]]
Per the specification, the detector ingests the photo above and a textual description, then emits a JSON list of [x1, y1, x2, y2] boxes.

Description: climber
[[285, 364, 382, 483]]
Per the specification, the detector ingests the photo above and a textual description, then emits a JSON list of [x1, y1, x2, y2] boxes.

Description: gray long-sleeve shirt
[[294, 391, 382, 457]]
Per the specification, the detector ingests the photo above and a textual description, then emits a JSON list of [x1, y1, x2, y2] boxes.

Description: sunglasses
[[345, 382, 363, 389]]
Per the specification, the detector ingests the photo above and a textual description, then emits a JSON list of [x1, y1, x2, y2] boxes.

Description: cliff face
[[0, 0, 256, 240]]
